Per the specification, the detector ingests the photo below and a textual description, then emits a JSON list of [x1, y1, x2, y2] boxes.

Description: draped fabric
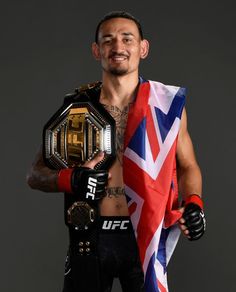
[[123, 79, 186, 291]]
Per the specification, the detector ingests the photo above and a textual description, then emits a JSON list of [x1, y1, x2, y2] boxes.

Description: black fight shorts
[[63, 216, 145, 292]]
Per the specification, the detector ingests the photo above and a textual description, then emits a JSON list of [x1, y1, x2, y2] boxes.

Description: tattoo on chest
[[105, 187, 125, 198], [102, 104, 131, 165]]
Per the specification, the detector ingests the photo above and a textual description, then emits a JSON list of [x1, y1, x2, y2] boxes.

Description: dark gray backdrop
[[1, 0, 235, 291]]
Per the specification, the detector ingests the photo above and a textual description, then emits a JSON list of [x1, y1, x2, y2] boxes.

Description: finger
[[108, 172, 112, 179], [178, 207, 185, 214], [179, 224, 190, 237], [84, 151, 105, 169], [184, 229, 189, 235], [179, 217, 186, 224], [179, 223, 187, 231]]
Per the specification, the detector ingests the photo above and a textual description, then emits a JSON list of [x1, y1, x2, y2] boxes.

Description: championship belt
[[67, 201, 96, 230], [43, 83, 116, 230]]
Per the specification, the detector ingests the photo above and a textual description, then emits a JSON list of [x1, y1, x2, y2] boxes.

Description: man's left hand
[[179, 195, 206, 241]]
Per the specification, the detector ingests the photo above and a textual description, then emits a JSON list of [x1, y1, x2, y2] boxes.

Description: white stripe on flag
[[125, 185, 144, 235], [143, 218, 164, 275], [165, 224, 181, 265], [148, 81, 180, 115], [154, 258, 168, 291], [124, 118, 181, 180]]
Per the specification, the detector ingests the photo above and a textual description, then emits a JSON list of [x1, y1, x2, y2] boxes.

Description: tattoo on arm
[[105, 187, 125, 198], [27, 146, 59, 192]]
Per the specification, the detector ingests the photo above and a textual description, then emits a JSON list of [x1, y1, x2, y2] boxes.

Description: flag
[[123, 78, 186, 292]]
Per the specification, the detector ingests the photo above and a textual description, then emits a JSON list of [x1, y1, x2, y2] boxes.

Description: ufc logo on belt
[[86, 177, 97, 200], [102, 220, 130, 230]]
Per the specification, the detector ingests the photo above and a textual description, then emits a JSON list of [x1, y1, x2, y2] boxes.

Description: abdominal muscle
[[98, 100, 131, 216], [99, 158, 129, 216]]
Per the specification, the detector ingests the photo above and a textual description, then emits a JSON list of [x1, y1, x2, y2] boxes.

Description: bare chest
[[102, 103, 131, 164]]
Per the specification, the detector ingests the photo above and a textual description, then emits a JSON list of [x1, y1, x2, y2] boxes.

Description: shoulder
[[148, 80, 186, 99], [147, 80, 186, 115], [63, 81, 102, 104]]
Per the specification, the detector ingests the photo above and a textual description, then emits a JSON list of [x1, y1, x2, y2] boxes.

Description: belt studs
[[77, 241, 91, 255]]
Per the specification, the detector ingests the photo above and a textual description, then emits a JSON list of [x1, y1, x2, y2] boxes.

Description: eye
[[103, 38, 112, 45], [123, 37, 134, 45], [124, 38, 132, 43]]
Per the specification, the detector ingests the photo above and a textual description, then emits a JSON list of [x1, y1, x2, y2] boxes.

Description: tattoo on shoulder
[[105, 187, 125, 198]]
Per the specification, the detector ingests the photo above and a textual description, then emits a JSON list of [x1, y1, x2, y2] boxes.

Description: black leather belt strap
[[69, 220, 99, 256]]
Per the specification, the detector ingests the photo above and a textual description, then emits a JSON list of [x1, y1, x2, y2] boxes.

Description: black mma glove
[[58, 167, 108, 201], [182, 195, 206, 241]]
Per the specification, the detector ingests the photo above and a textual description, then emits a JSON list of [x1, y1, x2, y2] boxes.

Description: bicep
[[176, 108, 202, 196], [176, 108, 198, 169]]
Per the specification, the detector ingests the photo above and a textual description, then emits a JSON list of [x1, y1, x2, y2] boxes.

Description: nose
[[111, 38, 125, 53]]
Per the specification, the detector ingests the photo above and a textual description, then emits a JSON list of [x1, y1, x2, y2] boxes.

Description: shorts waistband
[[99, 216, 133, 233]]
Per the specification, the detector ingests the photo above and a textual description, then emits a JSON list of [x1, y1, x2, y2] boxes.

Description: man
[[27, 11, 206, 292]]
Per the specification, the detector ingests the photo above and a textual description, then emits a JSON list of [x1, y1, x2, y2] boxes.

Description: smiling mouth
[[110, 55, 128, 62]]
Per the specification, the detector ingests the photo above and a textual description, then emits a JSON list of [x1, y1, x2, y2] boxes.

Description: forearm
[[26, 146, 59, 193], [177, 163, 202, 200], [27, 146, 108, 195], [27, 166, 59, 192]]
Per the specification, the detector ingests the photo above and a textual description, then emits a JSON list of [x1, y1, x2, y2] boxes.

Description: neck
[[100, 72, 139, 107]]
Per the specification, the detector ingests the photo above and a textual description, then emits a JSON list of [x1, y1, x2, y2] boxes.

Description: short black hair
[[95, 11, 144, 43]]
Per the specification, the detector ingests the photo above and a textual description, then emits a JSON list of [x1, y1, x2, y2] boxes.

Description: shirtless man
[[27, 11, 205, 292]]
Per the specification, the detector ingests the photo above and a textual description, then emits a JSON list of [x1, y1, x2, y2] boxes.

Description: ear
[[140, 39, 149, 59], [92, 42, 101, 60]]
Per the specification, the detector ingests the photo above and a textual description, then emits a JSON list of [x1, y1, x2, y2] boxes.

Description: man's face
[[92, 18, 149, 76]]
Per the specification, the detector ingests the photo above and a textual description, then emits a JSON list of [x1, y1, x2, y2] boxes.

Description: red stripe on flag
[[124, 156, 155, 199], [124, 140, 179, 265], [146, 105, 160, 161], [124, 156, 166, 264], [157, 279, 167, 292], [124, 82, 150, 149], [164, 158, 182, 228], [152, 140, 177, 195], [128, 202, 137, 216]]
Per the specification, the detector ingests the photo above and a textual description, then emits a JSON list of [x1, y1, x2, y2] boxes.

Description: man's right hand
[[58, 152, 109, 201]]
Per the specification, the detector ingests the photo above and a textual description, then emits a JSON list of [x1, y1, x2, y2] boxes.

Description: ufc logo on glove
[[86, 177, 97, 200]]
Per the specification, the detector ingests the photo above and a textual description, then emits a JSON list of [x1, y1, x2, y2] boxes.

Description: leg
[[98, 217, 145, 292], [119, 262, 145, 292], [62, 248, 102, 292], [98, 233, 119, 292], [118, 233, 145, 292]]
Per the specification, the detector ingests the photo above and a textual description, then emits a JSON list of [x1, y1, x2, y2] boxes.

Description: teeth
[[112, 57, 126, 61]]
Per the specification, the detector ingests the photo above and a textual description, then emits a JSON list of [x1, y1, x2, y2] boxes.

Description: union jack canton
[[123, 78, 186, 292]]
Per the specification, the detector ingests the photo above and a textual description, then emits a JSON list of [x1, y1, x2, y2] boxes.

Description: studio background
[[1, 0, 235, 291]]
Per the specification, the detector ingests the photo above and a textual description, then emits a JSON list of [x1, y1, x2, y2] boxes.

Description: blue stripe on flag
[[145, 252, 160, 292], [125, 193, 131, 203], [128, 118, 146, 159], [155, 88, 185, 142], [157, 228, 170, 274]]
